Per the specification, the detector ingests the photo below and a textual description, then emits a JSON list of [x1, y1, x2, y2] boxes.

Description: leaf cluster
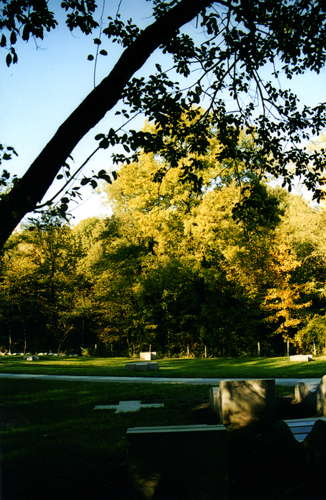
[[95, 0, 325, 198], [0, 0, 98, 66]]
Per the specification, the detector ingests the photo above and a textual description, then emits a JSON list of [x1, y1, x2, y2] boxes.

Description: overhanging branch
[[0, 0, 216, 249]]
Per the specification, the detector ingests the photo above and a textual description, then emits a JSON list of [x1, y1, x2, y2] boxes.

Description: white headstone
[[140, 352, 157, 360], [289, 354, 313, 362]]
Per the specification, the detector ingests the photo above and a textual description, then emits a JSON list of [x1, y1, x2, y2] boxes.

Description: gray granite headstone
[[219, 379, 275, 428], [294, 381, 317, 415], [294, 382, 311, 404]]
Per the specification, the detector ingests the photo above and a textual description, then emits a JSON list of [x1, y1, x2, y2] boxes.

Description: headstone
[[294, 382, 311, 403], [139, 352, 157, 361], [209, 386, 220, 419], [316, 374, 326, 416], [289, 354, 313, 362], [25, 355, 39, 361], [219, 379, 275, 428], [125, 362, 159, 371], [293, 381, 317, 415], [127, 425, 228, 499], [94, 401, 164, 413]]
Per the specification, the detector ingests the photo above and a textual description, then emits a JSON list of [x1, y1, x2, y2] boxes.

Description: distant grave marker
[[94, 400, 164, 413], [289, 354, 313, 362], [125, 361, 159, 371], [139, 352, 157, 360]]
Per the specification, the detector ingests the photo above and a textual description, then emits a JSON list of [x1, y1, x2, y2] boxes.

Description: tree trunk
[[8, 331, 12, 355], [0, 0, 215, 250]]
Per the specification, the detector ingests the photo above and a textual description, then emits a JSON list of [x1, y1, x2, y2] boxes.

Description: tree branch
[[0, 0, 216, 249]]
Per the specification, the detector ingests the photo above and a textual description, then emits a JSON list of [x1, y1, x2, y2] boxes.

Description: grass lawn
[[0, 361, 299, 500], [0, 379, 217, 499], [0, 378, 294, 500], [1, 355, 326, 378]]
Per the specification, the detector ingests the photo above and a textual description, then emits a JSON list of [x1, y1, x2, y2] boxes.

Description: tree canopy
[[1, 148, 325, 356], [0, 0, 325, 250]]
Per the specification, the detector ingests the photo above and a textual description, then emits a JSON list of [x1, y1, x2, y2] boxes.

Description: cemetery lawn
[[0, 378, 293, 499], [1, 355, 326, 378], [0, 379, 215, 499]]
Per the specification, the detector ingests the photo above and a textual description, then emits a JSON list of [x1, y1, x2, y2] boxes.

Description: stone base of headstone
[[219, 379, 275, 428], [127, 425, 228, 499], [125, 362, 159, 371]]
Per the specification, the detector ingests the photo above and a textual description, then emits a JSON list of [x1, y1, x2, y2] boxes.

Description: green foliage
[[0, 132, 325, 356], [0, 0, 98, 65], [295, 315, 326, 354], [232, 182, 284, 232]]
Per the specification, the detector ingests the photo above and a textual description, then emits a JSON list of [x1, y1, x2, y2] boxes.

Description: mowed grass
[[1, 355, 326, 378], [0, 379, 213, 500]]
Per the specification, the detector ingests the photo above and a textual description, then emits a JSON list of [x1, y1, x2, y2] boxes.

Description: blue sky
[[1, 0, 325, 223]]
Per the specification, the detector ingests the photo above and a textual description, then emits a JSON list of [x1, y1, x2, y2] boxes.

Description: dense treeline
[[0, 148, 325, 357]]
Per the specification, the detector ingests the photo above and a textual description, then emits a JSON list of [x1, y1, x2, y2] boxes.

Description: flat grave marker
[[125, 361, 159, 371], [94, 400, 164, 413]]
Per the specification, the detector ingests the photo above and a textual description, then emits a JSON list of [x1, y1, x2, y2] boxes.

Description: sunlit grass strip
[[1, 355, 326, 378]]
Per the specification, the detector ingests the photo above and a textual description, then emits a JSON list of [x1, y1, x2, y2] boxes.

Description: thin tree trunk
[[8, 331, 12, 355]]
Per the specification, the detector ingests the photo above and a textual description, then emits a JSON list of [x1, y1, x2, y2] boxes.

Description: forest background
[[0, 1, 325, 358], [1, 138, 325, 357]]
